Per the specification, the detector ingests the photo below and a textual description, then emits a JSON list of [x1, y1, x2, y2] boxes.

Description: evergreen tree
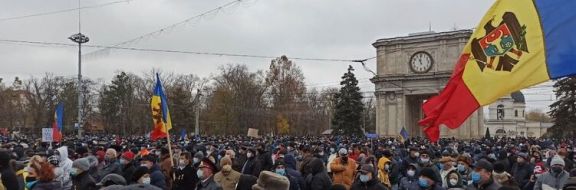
[[548, 77, 576, 137], [332, 65, 364, 136]]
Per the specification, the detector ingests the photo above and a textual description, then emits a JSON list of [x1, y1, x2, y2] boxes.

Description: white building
[[485, 91, 551, 138]]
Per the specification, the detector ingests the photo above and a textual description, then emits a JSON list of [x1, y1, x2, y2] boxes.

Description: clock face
[[409, 52, 433, 73]]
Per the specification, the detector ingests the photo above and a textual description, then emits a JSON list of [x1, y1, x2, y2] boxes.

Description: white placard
[[42, 128, 53, 142]]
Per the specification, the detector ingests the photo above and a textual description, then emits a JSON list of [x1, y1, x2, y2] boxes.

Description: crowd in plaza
[[1, 135, 576, 190]]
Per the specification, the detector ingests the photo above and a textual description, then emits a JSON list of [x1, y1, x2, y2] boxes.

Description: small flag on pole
[[399, 127, 409, 143], [150, 74, 173, 141], [52, 103, 64, 142]]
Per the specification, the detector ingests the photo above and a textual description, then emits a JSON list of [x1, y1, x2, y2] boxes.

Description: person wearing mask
[[492, 163, 519, 189], [140, 155, 167, 189], [195, 158, 223, 190], [120, 151, 137, 186], [1, 151, 20, 190], [271, 160, 299, 190], [511, 152, 533, 187], [71, 158, 97, 190], [465, 159, 501, 190], [97, 148, 122, 181], [306, 158, 332, 190], [131, 166, 151, 185], [159, 148, 173, 190], [399, 164, 420, 190], [174, 152, 198, 190], [351, 164, 388, 190], [494, 150, 511, 174], [456, 155, 472, 186], [330, 148, 357, 189], [233, 147, 247, 172], [25, 159, 62, 190], [241, 149, 262, 178], [439, 157, 460, 188], [418, 151, 441, 183], [55, 146, 73, 190], [534, 156, 569, 190], [418, 167, 445, 190], [47, 155, 64, 188], [214, 156, 241, 190], [559, 148, 575, 172], [401, 147, 421, 177], [283, 154, 305, 190], [327, 146, 338, 175], [377, 150, 393, 188]]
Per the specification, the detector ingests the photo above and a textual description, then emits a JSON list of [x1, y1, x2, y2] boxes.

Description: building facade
[[371, 30, 485, 139], [485, 91, 550, 138]]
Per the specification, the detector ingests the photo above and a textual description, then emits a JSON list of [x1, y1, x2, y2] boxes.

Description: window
[[515, 110, 518, 117], [497, 105, 505, 120]]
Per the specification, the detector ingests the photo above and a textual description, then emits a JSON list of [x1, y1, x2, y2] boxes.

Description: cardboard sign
[[247, 128, 259, 138], [41, 128, 53, 142]]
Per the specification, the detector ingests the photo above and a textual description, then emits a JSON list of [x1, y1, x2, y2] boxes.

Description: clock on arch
[[409, 51, 434, 73]]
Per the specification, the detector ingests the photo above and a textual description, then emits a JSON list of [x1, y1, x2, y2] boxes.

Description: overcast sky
[[0, 0, 554, 112]]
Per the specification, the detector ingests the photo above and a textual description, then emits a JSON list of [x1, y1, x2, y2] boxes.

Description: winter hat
[[97, 173, 127, 186], [132, 166, 150, 182], [220, 156, 232, 168], [419, 168, 438, 182], [73, 158, 91, 172], [474, 159, 494, 172], [493, 162, 506, 173], [199, 158, 218, 173], [517, 152, 529, 160], [358, 164, 375, 174], [252, 171, 290, 190], [122, 151, 135, 161], [338, 148, 348, 156], [551, 155, 565, 166]]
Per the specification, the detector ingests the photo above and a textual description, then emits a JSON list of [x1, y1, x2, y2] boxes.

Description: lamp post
[[68, 33, 89, 138]]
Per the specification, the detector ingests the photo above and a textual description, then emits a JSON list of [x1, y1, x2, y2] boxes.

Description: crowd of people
[[1, 135, 576, 190]]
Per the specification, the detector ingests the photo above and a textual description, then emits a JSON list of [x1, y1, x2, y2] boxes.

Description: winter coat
[[422, 183, 446, 190], [160, 156, 173, 190], [30, 181, 62, 190], [235, 174, 257, 190], [350, 178, 389, 190], [149, 165, 167, 190], [214, 169, 241, 190], [121, 161, 137, 186], [377, 156, 392, 188], [286, 168, 305, 190], [96, 159, 122, 181], [465, 177, 501, 190], [330, 156, 357, 189], [443, 169, 464, 189], [173, 164, 198, 190], [398, 176, 420, 190], [0, 167, 19, 190], [306, 158, 332, 190], [195, 175, 223, 190], [71, 171, 97, 190], [56, 146, 73, 190], [534, 170, 569, 190], [300, 154, 315, 176], [240, 157, 262, 178], [511, 162, 534, 186]]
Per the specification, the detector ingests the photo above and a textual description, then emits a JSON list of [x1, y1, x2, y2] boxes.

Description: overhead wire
[[0, 0, 133, 22]]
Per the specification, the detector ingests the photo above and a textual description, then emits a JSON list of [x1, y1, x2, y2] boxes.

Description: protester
[[418, 167, 445, 190], [534, 155, 569, 190], [241, 148, 262, 177], [307, 157, 333, 190], [174, 152, 198, 190], [140, 155, 167, 189], [252, 171, 290, 190], [466, 159, 500, 190], [195, 158, 222, 190], [351, 164, 388, 190], [214, 156, 241, 190], [330, 148, 357, 189], [55, 146, 73, 190], [96, 173, 127, 188], [0, 151, 20, 190], [120, 150, 136, 185], [71, 157, 97, 190]]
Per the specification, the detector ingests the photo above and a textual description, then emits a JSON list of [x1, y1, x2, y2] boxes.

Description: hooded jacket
[[56, 146, 73, 190], [534, 170, 569, 190], [377, 156, 392, 188], [306, 158, 332, 190]]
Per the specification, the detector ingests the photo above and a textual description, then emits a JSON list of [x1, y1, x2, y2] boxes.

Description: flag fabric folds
[[150, 74, 173, 141], [52, 103, 64, 142], [419, 0, 576, 142], [399, 127, 409, 143]]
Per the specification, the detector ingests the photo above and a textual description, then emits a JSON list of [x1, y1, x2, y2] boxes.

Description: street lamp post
[[69, 33, 89, 138]]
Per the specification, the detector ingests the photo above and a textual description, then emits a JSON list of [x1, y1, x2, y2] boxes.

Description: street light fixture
[[69, 32, 89, 138]]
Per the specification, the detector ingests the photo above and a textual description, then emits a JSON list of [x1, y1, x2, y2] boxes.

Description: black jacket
[[241, 157, 262, 177], [305, 158, 332, 190], [235, 174, 257, 190], [174, 164, 198, 190], [121, 161, 137, 186], [350, 178, 389, 190], [1, 167, 20, 190], [511, 162, 533, 186], [71, 171, 97, 190]]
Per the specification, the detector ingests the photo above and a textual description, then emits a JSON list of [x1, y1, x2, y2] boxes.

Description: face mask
[[120, 159, 128, 165], [70, 168, 79, 176], [420, 158, 429, 163], [141, 164, 150, 169], [193, 158, 200, 164], [330, 148, 335, 153], [418, 178, 429, 188], [457, 164, 466, 172], [384, 164, 390, 171], [552, 167, 563, 174], [438, 163, 444, 170], [319, 152, 324, 156], [247, 152, 253, 158], [360, 174, 370, 182], [275, 168, 286, 176], [450, 179, 458, 186], [407, 170, 416, 177], [414, 152, 420, 157], [141, 177, 151, 184], [471, 171, 481, 184], [197, 169, 204, 179]]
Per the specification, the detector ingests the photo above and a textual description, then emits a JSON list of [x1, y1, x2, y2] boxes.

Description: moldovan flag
[[150, 74, 172, 141], [419, 0, 576, 142], [52, 102, 64, 142]]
